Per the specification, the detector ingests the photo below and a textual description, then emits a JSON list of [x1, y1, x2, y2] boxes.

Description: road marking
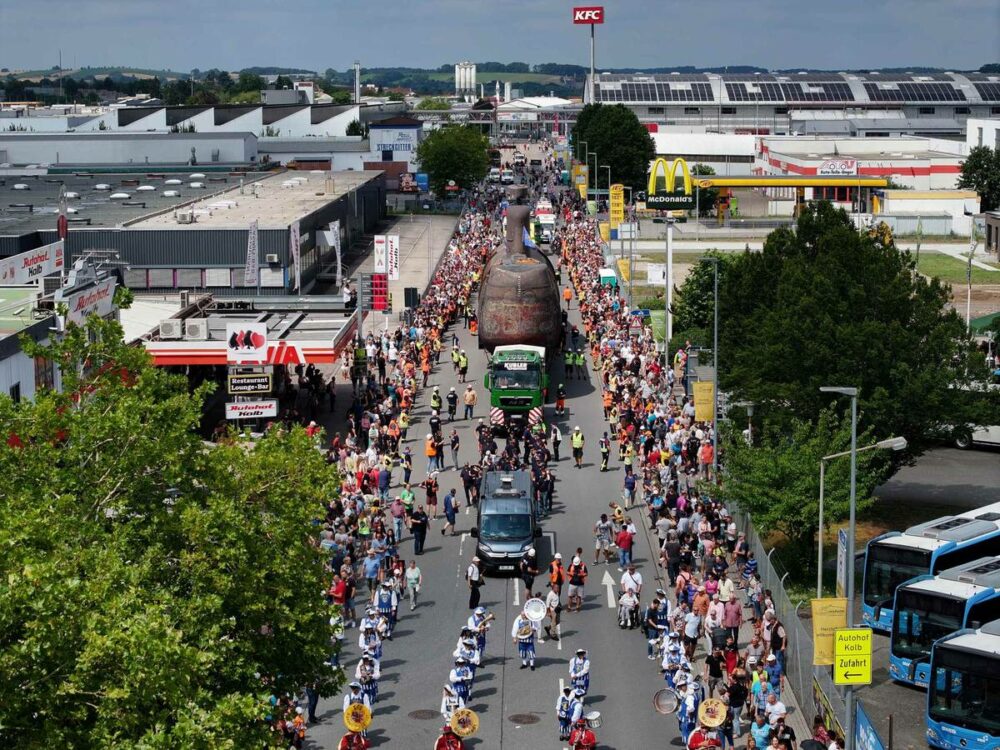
[[513, 578, 520, 606], [556, 623, 562, 651], [459, 533, 468, 556], [543, 531, 556, 554], [465, 503, 470, 515], [602, 570, 617, 608]]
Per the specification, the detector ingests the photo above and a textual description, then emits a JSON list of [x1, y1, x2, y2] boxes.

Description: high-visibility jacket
[[564, 351, 573, 366], [574, 353, 585, 366], [425, 438, 436, 456], [571, 432, 584, 449], [431, 393, 443, 409], [458, 354, 468, 370]]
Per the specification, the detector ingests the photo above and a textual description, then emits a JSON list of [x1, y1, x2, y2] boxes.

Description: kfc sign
[[573, 6, 604, 23]]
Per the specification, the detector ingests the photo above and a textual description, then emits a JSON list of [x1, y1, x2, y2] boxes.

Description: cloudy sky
[[2, 0, 997, 73]]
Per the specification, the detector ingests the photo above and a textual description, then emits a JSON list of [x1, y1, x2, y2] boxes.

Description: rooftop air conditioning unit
[[184, 319, 209, 340], [159, 319, 183, 339], [265, 253, 280, 264], [176, 211, 195, 224]]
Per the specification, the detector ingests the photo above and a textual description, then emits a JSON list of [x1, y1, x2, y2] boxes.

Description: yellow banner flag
[[811, 598, 848, 665], [610, 183, 625, 229], [693, 381, 714, 421]]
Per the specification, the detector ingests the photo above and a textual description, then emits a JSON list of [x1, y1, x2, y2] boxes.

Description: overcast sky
[[2, 0, 997, 73]]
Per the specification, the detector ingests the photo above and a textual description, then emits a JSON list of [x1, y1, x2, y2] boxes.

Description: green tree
[[236, 71, 264, 93], [691, 164, 718, 217], [718, 202, 1000, 451], [329, 89, 352, 104], [415, 125, 489, 195], [274, 75, 294, 90], [571, 104, 655, 194], [417, 97, 450, 110], [0, 317, 343, 748], [345, 119, 366, 137], [958, 145, 1000, 211], [669, 251, 735, 354], [720, 410, 887, 567]]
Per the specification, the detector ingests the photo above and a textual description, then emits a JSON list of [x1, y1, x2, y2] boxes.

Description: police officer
[[446, 387, 458, 421]]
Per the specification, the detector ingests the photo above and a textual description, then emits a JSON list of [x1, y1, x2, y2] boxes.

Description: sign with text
[[818, 159, 858, 176], [572, 6, 605, 23], [855, 700, 886, 750], [647, 158, 695, 209], [811, 598, 848, 665], [65, 277, 117, 325], [227, 373, 273, 395], [609, 183, 625, 229], [225, 322, 268, 363], [646, 262, 665, 285], [225, 399, 278, 420], [387, 235, 400, 281], [0, 240, 64, 284], [834, 628, 872, 685], [836, 528, 848, 597], [693, 380, 715, 422], [373, 235, 388, 273]]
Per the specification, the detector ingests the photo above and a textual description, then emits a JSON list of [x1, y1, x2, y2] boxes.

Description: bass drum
[[523, 598, 547, 622], [652, 688, 680, 715]]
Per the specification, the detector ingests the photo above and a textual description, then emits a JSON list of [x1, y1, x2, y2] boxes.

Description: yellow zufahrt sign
[[811, 598, 848, 665], [834, 627, 872, 685], [647, 158, 695, 209]]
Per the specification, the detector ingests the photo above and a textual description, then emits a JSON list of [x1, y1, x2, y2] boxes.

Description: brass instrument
[[697, 698, 727, 728], [343, 702, 372, 732], [523, 598, 547, 622], [450, 707, 479, 738]]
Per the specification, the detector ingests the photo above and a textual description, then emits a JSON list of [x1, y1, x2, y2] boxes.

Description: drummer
[[342, 681, 372, 739], [511, 607, 540, 670], [569, 648, 591, 696], [569, 716, 598, 750]]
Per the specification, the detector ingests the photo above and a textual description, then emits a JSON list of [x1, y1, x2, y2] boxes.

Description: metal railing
[[729, 503, 848, 732]]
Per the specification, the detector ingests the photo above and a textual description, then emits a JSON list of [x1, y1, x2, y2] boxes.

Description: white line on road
[[602, 570, 617, 608], [556, 623, 562, 651], [459, 532, 468, 556], [513, 578, 520, 606]]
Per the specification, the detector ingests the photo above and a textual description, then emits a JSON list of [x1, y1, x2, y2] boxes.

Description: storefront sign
[[225, 400, 278, 420], [387, 235, 400, 281], [818, 159, 857, 176], [647, 158, 695, 209], [373, 235, 388, 273], [0, 240, 64, 284], [227, 373, 273, 395], [374, 129, 416, 152], [573, 6, 605, 23], [225, 322, 268, 363], [65, 277, 117, 325]]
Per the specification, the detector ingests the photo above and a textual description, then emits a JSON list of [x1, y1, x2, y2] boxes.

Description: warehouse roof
[[0, 170, 269, 236], [132, 169, 382, 230]]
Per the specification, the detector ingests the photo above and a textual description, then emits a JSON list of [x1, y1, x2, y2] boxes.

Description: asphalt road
[[307, 270, 682, 748]]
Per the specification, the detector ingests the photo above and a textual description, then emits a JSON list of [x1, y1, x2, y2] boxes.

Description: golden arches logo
[[647, 158, 693, 196]]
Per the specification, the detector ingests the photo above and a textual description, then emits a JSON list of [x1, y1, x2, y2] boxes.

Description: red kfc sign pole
[[573, 6, 605, 102]]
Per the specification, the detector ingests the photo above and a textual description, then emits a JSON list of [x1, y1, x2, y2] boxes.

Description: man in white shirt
[[764, 693, 787, 726], [620, 564, 643, 597]]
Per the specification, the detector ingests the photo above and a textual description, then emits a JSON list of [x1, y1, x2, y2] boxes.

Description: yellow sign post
[[692, 381, 715, 422], [834, 628, 872, 685], [811, 598, 848, 665], [609, 183, 625, 229]]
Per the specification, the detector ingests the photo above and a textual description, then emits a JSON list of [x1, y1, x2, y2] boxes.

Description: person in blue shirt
[[441, 489, 459, 537], [362, 550, 381, 594], [765, 654, 782, 699]]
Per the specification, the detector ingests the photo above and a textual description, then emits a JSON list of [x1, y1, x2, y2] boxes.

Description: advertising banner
[[646, 262, 666, 285], [227, 373, 273, 395], [373, 235, 387, 273], [65, 277, 117, 325], [647, 158, 695, 209], [855, 701, 885, 750], [387, 235, 400, 281], [811, 598, 849, 665], [572, 6, 605, 23], [693, 380, 715, 421], [836, 529, 848, 597], [226, 322, 268, 363], [819, 159, 858, 176], [243, 220, 259, 288], [609, 183, 625, 229], [331, 220, 342, 289], [225, 400, 278, 420], [290, 221, 301, 292], [0, 240, 65, 284]]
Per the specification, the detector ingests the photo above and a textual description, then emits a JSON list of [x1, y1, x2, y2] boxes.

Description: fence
[[728, 503, 849, 733]]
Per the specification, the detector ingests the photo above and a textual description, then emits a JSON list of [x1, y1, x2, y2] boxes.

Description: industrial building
[[0, 170, 386, 296], [584, 71, 1000, 136], [0, 132, 257, 167]]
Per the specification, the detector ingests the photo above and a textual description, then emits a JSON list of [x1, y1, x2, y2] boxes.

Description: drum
[[343, 702, 372, 732], [652, 688, 680, 715], [585, 711, 603, 728], [523, 597, 547, 622], [450, 707, 479, 738], [697, 698, 727, 728]]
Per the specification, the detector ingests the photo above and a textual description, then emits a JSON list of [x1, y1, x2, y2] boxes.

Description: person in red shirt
[[569, 718, 598, 749], [329, 573, 347, 608], [615, 527, 634, 570]]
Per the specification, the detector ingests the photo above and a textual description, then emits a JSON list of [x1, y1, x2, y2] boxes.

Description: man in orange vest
[[549, 552, 566, 595], [563, 285, 573, 310]]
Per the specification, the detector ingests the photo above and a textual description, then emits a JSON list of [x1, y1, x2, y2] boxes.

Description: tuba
[[343, 702, 372, 733], [450, 707, 479, 738]]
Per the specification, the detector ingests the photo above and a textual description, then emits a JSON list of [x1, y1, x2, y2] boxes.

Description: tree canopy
[[571, 104, 655, 194], [415, 125, 489, 195], [958, 145, 1000, 211], [712, 202, 1000, 451], [0, 318, 342, 748]]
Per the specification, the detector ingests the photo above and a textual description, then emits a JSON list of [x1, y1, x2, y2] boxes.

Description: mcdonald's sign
[[646, 157, 695, 209]]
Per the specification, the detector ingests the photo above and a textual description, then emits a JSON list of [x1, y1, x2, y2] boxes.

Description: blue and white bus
[[890, 557, 1000, 688], [862, 502, 1000, 632], [926, 619, 1000, 750]]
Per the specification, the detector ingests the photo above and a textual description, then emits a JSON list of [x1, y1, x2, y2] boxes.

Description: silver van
[[470, 471, 540, 574]]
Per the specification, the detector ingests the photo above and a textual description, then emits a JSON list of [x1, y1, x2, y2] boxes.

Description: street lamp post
[[602, 165, 612, 200], [588, 151, 597, 202], [579, 140, 588, 164], [701, 257, 721, 480], [818, 386, 858, 750], [817, 435, 907, 597], [664, 217, 675, 344]]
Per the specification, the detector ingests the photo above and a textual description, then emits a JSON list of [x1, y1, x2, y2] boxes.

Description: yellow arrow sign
[[834, 628, 872, 685]]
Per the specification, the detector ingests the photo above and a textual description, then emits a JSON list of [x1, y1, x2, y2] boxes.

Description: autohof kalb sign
[[65, 277, 117, 325], [0, 240, 65, 285], [573, 6, 605, 23]]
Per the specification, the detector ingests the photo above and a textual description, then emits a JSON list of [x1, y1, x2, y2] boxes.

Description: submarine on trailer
[[477, 185, 562, 354]]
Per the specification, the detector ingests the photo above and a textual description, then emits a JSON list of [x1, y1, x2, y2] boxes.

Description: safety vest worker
[[431, 389, 443, 410]]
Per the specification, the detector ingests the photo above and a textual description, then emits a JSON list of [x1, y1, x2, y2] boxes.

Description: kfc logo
[[573, 6, 604, 23]]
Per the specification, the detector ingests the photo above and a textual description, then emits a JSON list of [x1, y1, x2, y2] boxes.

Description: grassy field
[[917, 251, 1000, 285], [426, 71, 562, 84]]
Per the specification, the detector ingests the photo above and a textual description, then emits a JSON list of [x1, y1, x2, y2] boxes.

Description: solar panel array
[[725, 82, 854, 102], [596, 82, 714, 102], [973, 83, 1000, 102], [863, 82, 966, 102]]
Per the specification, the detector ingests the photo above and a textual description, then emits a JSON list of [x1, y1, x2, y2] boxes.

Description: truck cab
[[484, 344, 548, 433], [488, 167, 502, 183], [470, 471, 540, 574]]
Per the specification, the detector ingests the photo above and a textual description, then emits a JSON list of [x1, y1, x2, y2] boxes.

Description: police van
[[470, 471, 540, 574]]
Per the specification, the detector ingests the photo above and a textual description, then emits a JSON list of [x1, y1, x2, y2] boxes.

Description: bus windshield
[[481, 514, 532, 542], [892, 591, 965, 660], [929, 646, 1000, 736], [864, 543, 932, 608], [491, 368, 541, 390]]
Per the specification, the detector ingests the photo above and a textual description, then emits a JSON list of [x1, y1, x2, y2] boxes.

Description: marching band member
[[511, 608, 539, 670], [440, 683, 465, 724], [569, 648, 591, 696], [359, 607, 379, 634], [434, 723, 465, 750], [556, 685, 574, 741], [355, 654, 380, 704], [342, 681, 372, 739], [449, 657, 473, 702], [569, 716, 598, 750], [337, 730, 370, 750], [374, 581, 398, 638], [467, 606, 491, 654], [662, 642, 688, 688], [358, 624, 382, 660], [676, 675, 701, 744]]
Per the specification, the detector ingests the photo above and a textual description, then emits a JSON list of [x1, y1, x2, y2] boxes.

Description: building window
[[774, 107, 788, 115], [721, 107, 736, 115], [9, 383, 21, 404], [381, 150, 393, 162], [34, 356, 55, 393], [683, 107, 700, 115], [993, 107, 1000, 115], [918, 106, 935, 115], [648, 106, 664, 115], [954, 107, 971, 115]]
